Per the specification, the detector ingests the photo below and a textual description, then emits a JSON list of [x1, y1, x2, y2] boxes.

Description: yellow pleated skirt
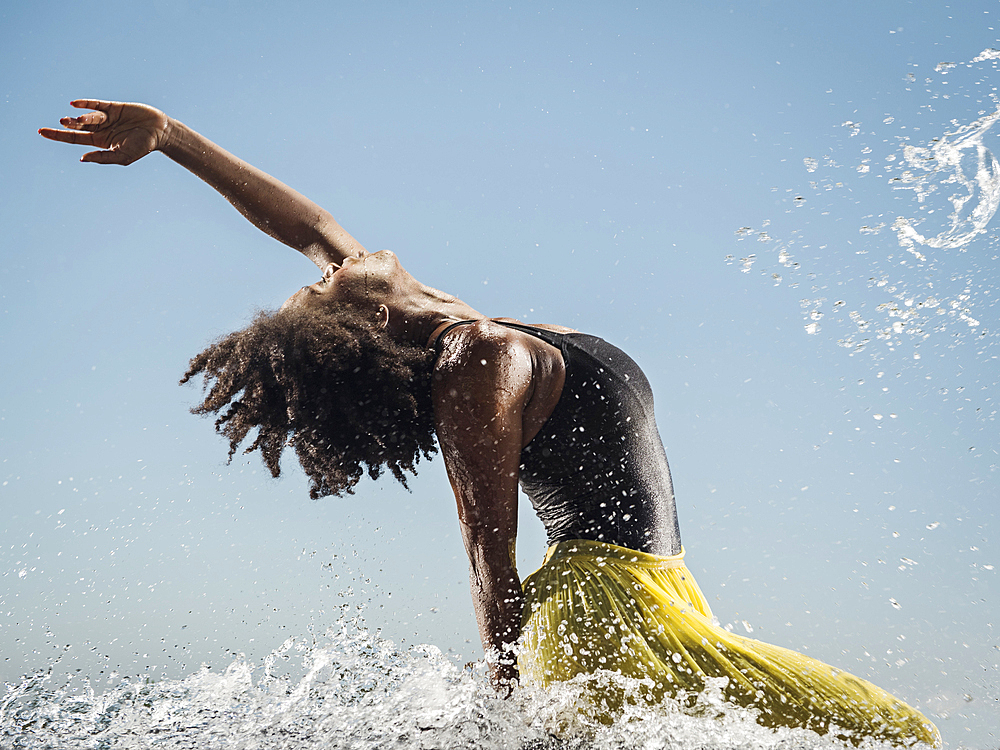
[[518, 540, 940, 747]]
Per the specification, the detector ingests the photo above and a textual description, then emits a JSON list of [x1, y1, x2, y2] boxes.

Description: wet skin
[[41, 99, 569, 691], [283, 252, 569, 688], [283, 249, 406, 315]]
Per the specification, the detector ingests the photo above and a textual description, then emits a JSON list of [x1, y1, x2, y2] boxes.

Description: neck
[[386, 282, 485, 348]]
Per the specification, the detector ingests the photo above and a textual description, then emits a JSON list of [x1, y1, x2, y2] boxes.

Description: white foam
[[1, 621, 903, 750]]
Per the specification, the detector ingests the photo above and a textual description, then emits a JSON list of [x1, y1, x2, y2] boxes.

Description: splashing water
[[1, 619, 901, 750], [890, 107, 1000, 252], [722, 46, 1000, 747], [731, 48, 1000, 357]]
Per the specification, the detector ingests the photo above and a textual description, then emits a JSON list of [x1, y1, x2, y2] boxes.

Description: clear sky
[[2, 1, 998, 746]]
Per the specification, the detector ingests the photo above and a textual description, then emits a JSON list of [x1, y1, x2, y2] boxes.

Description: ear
[[376, 304, 390, 329]]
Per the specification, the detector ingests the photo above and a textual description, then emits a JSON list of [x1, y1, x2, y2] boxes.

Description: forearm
[[467, 548, 524, 689], [160, 118, 365, 268]]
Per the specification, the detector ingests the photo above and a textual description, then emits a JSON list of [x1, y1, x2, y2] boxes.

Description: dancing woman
[[41, 100, 939, 746]]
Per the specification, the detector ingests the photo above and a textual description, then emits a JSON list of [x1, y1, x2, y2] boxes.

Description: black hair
[[181, 306, 438, 498]]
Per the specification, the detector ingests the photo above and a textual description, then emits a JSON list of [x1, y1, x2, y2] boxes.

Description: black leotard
[[436, 320, 681, 557]]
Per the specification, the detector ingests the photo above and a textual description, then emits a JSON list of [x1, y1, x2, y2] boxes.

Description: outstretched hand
[[39, 99, 170, 165]]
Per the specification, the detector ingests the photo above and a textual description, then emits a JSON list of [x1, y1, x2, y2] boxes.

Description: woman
[[41, 100, 939, 746]]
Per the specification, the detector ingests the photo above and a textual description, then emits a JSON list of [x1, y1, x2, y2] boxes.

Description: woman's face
[[281, 249, 408, 313]]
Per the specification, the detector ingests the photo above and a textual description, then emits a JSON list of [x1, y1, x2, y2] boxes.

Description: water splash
[[733, 48, 1000, 360], [890, 107, 1000, 251], [972, 48, 1000, 63], [1, 620, 894, 750]]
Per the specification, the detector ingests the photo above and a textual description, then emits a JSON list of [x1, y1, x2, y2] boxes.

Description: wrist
[[158, 118, 219, 174], [158, 116, 187, 158]]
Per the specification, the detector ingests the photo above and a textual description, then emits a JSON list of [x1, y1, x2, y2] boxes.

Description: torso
[[432, 319, 681, 556]]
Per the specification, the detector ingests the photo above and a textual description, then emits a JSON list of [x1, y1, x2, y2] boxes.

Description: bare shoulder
[[433, 319, 533, 381], [431, 321, 536, 439], [433, 318, 571, 379], [432, 319, 567, 451]]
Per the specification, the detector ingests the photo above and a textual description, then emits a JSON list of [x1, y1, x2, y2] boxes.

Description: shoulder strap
[[432, 319, 478, 352], [433, 319, 567, 353], [490, 320, 566, 348]]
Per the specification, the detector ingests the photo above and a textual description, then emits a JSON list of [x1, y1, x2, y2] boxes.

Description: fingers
[[37, 127, 98, 145], [38, 103, 108, 145], [60, 111, 108, 130], [81, 149, 129, 166], [70, 99, 115, 112], [41, 99, 159, 166], [39, 126, 127, 164]]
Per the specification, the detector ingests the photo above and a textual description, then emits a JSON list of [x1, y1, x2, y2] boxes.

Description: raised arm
[[39, 99, 365, 269]]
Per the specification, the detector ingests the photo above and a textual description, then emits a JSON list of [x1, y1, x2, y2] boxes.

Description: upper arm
[[432, 327, 533, 564]]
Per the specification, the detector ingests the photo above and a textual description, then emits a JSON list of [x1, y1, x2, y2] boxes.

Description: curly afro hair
[[180, 305, 438, 498]]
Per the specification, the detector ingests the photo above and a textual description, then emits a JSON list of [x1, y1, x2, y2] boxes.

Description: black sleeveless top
[[436, 320, 681, 557]]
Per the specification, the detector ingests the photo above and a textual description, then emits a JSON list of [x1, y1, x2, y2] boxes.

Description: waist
[[540, 539, 687, 570]]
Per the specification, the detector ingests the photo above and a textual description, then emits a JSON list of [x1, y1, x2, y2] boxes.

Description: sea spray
[[2, 618, 890, 750], [730, 48, 1000, 359]]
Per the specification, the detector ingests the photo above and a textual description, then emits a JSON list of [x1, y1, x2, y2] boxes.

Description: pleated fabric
[[518, 540, 940, 747]]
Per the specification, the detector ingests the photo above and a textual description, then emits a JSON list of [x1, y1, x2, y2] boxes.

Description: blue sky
[[2, 2, 998, 745]]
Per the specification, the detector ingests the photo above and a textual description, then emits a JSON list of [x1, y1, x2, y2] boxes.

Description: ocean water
[[2, 617, 912, 750]]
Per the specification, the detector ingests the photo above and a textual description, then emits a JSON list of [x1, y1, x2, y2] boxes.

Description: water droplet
[[973, 48, 1000, 62]]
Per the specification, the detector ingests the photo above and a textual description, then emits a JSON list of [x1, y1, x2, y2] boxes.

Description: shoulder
[[432, 319, 572, 380], [432, 319, 567, 451], [431, 323, 536, 453], [433, 320, 533, 385]]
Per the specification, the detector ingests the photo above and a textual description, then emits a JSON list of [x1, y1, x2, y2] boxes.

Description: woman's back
[[506, 322, 681, 556]]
